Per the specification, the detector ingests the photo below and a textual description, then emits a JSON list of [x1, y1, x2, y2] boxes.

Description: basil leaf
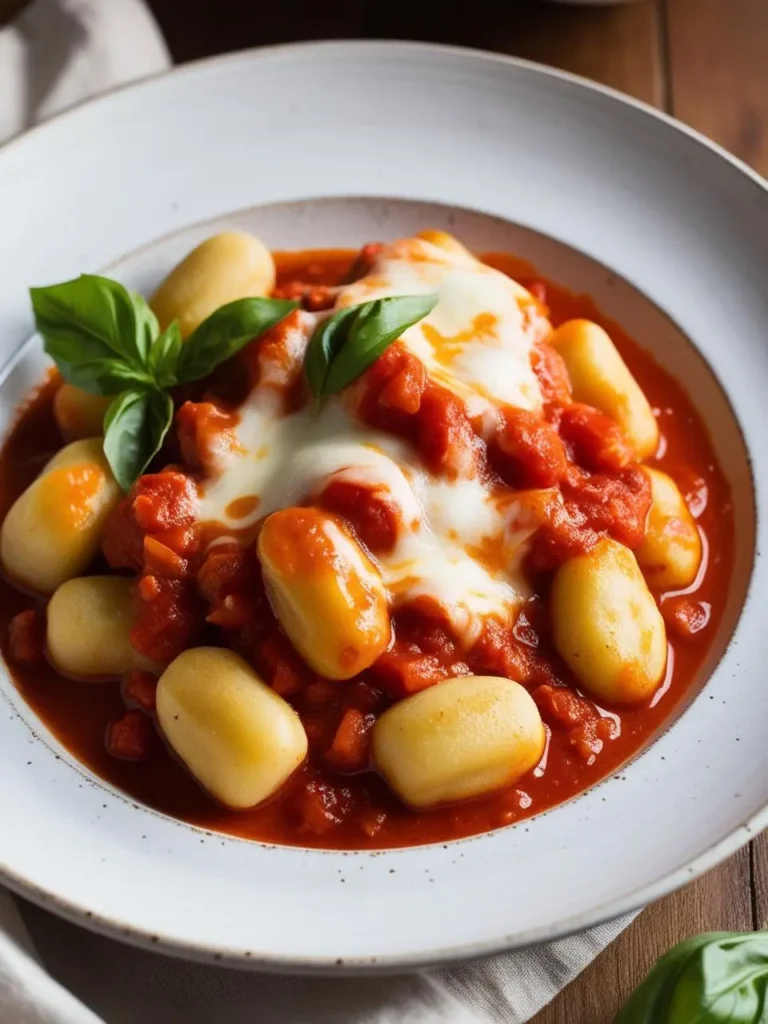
[[30, 275, 158, 394], [130, 289, 161, 364], [616, 931, 768, 1023], [306, 293, 438, 400], [177, 297, 298, 384], [103, 388, 174, 491], [46, 355, 153, 396], [149, 321, 183, 389], [304, 305, 358, 401]]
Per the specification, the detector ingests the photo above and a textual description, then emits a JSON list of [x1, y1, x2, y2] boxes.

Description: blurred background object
[[0, 0, 169, 143], [544, 0, 641, 5]]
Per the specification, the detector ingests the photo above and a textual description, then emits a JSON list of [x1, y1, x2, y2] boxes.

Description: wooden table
[[148, 1, 766, 1020]]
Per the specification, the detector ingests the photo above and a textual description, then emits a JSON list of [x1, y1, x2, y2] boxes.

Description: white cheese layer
[[336, 236, 544, 417], [200, 398, 532, 643], [197, 234, 547, 646]]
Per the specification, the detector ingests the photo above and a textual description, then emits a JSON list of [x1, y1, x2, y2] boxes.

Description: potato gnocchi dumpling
[[550, 318, 659, 459], [53, 384, 111, 441], [47, 576, 154, 679], [636, 468, 702, 589], [258, 507, 391, 680], [0, 438, 120, 593], [551, 538, 668, 704], [372, 676, 545, 809], [156, 647, 308, 809], [150, 231, 277, 338]]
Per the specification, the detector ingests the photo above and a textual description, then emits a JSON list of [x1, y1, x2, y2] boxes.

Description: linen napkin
[[0, 2, 637, 1020]]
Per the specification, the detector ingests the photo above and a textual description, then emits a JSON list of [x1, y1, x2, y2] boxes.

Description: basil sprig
[[30, 274, 296, 491], [31, 275, 437, 490], [30, 276, 161, 395], [305, 293, 437, 402], [617, 931, 768, 1023]]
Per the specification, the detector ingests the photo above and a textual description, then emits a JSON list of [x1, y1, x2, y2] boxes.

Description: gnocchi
[[53, 385, 111, 441], [156, 647, 307, 809], [258, 507, 391, 680], [372, 675, 545, 809], [0, 438, 120, 593], [636, 468, 702, 589], [150, 231, 276, 338], [550, 318, 659, 459], [551, 537, 668, 704], [47, 576, 155, 678]]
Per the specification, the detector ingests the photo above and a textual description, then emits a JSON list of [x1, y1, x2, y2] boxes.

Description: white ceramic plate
[[0, 42, 766, 972]]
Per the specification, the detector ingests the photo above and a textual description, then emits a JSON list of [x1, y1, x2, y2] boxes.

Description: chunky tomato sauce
[[0, 248, 734, 849]]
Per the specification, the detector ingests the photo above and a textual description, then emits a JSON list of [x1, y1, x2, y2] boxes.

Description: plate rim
[[0, 39, 765, 971], [3, 38, 766, 198]]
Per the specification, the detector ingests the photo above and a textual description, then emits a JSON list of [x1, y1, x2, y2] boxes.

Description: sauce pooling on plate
[[0, 231, 734, 849]]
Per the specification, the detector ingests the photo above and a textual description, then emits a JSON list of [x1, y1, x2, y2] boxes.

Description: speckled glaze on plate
[[0, 42, 764, 972]]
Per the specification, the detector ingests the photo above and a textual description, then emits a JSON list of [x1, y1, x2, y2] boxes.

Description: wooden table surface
[[137, 0, 766, 1018]]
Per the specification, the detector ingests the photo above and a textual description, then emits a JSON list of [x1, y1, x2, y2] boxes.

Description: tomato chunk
[[562, 467, 651, 549], [316, 479, 401, 554], [532, 341, 572, 413], [325, 708, 376, 773], [492, 407, 568, 488], [663, 598, 711, 640], [132, 577, 200, 664], [176, 401, 239, 471], [295, 777, 354, 834], [8, 609, 44, 666], [106, 710, 152, 761], [559, 403, 636, 473], [103, 472, 199, 571], [255, 636, 304, 697], [122, 670, 158, 713]]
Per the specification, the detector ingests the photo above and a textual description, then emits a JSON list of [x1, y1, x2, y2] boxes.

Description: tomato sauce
[[0, 248, 734, 850]]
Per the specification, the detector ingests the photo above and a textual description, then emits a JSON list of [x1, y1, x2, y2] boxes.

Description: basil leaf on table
[[305, 293, 438, 401], [616, 930, 768, 1023], [176, 297, 298, 383], [30, 275, 158, 394], [103, 388, 174, 493]]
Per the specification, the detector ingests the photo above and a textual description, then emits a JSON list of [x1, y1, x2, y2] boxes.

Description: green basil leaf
[[303, 305, 358, 401], [47, 355, 154, 396], [306, 293, 438, 400], [131, 290, 161, 364], [616, 931, 768, 1024], [149, 321, 183, 389], [103, 388, 174, 492], [176, 297, 298, 384], [30, 275, 159, 394]]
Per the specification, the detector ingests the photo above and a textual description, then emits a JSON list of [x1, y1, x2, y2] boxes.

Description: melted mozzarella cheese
[[199, 397, 532, 644], [197, 234, 548, 646], [199, 396, 414, 529], [336, 237, 544, 416]]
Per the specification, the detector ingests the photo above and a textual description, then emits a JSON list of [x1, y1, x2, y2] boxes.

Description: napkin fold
[[0, 2, 636, 1020], [0, 0, 170, 139], [18, 899, 636, 1024]]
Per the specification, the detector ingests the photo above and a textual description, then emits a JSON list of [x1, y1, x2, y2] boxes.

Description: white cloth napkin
[[0, 2, 637, 1020], [17, 898, 637, 1024]]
